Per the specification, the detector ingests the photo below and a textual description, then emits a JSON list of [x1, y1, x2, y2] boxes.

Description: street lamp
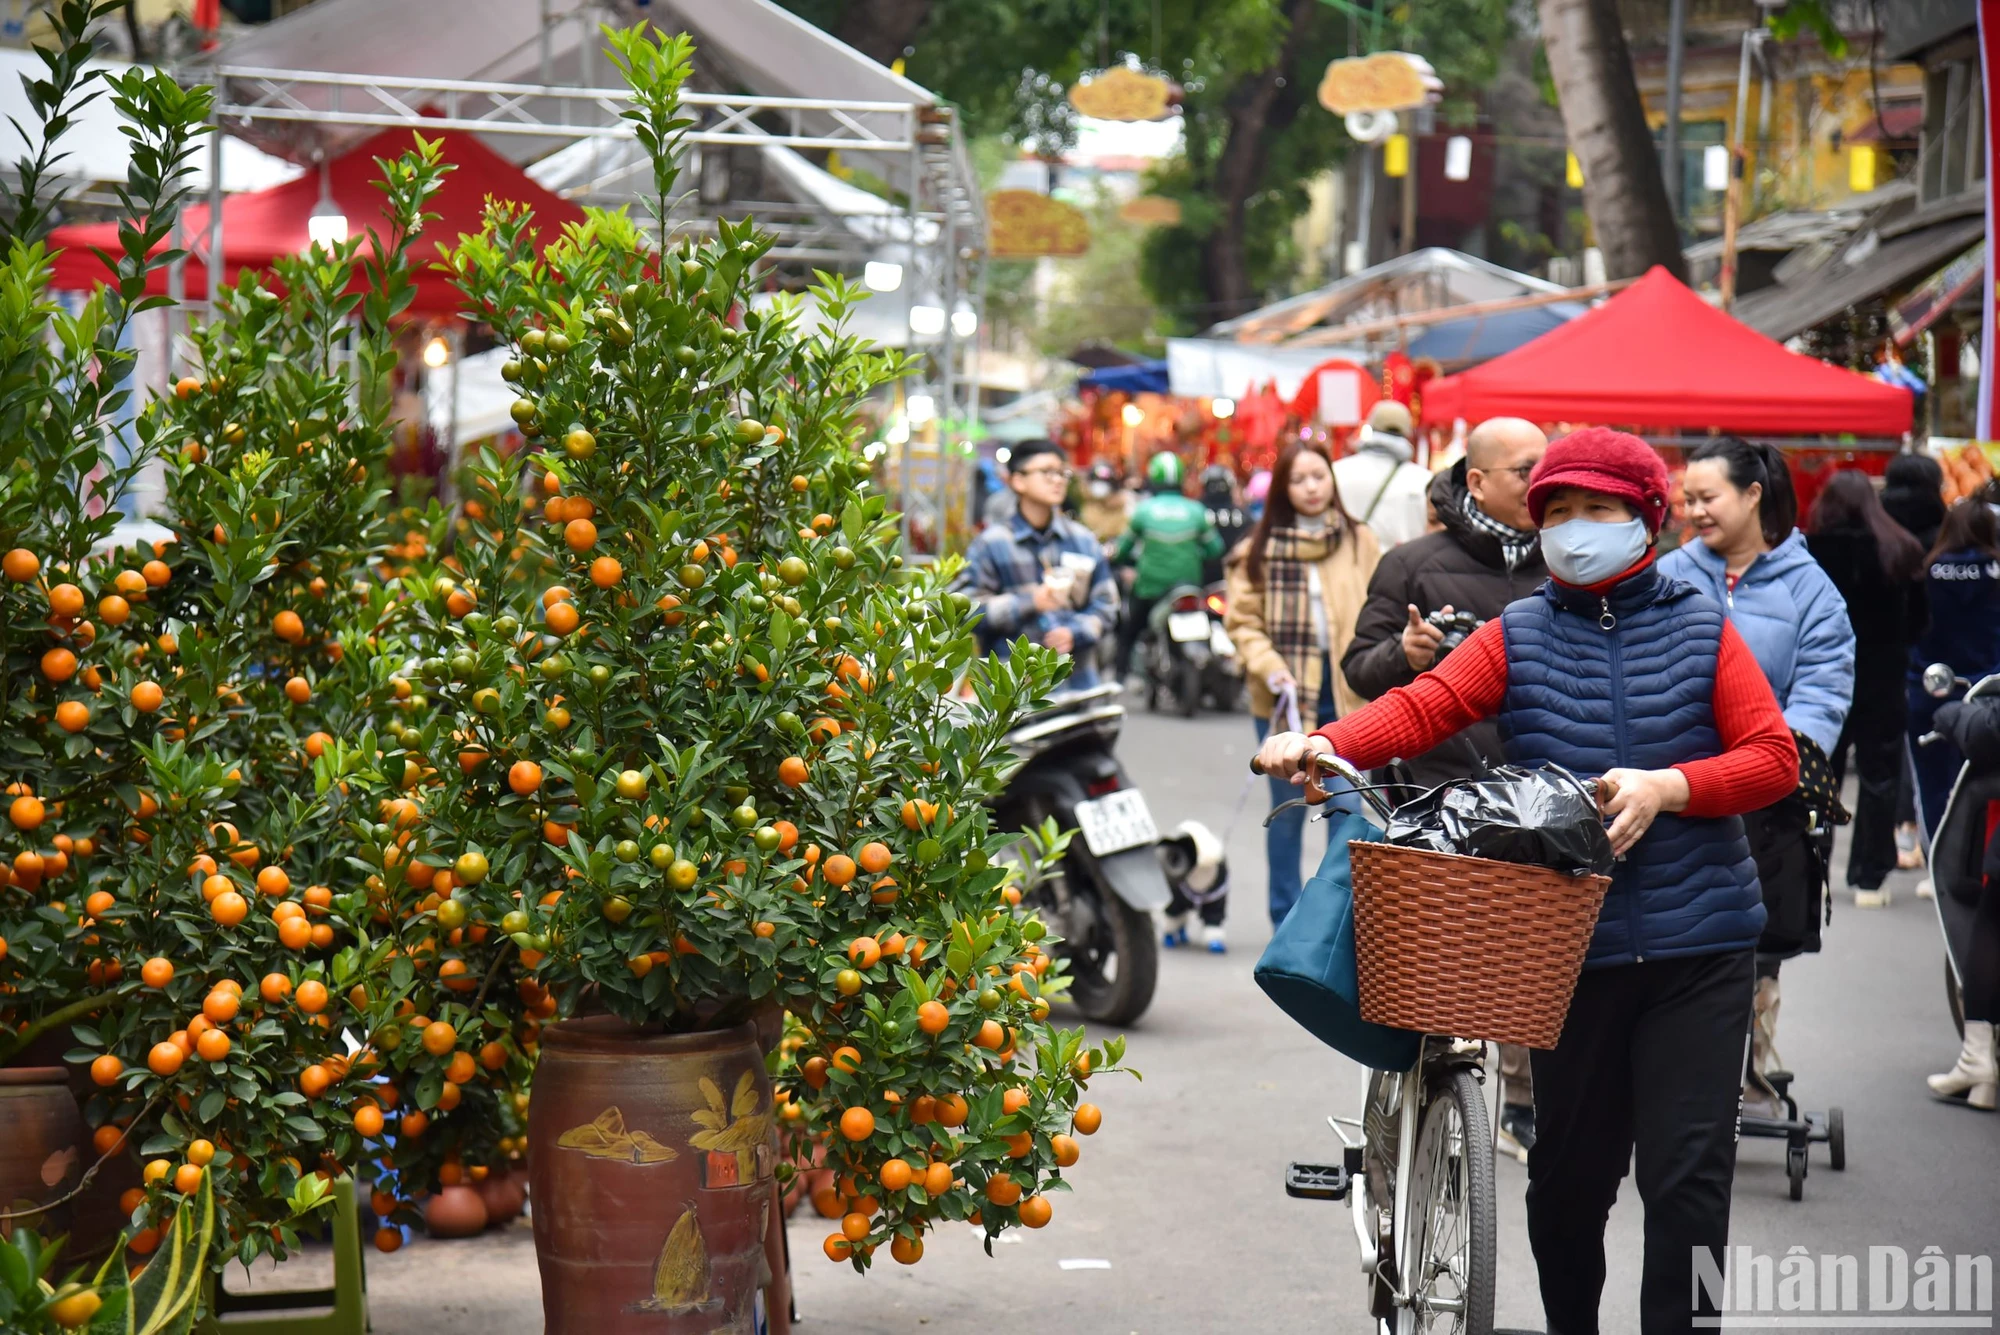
[[306, 158, 346, 248], [423, 335, 451, 368], [950, 305, 978, 339], [864, 261, 903, 292], [908, 304, 946, 336], [907, 393, 936, 424]]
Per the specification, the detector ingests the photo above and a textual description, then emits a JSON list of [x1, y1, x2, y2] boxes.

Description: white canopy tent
[[1165, 338, 1363, 401]]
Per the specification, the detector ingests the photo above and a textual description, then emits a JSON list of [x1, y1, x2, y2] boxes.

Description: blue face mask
[[1541, 517, 1649, 586]]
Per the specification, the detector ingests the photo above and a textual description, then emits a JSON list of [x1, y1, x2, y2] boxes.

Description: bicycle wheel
[[1402, 1067, 1495, 1334]]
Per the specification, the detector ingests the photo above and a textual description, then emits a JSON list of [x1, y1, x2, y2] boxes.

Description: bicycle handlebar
[[1252, 748, 1618, 822]]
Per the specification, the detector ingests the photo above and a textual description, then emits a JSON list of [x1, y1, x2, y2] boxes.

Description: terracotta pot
[[529, 1017, 791, 1335], [476, 1167, 526, 1224], [425, 1184, 490, 1238], [0, 1069, 86, 1234]]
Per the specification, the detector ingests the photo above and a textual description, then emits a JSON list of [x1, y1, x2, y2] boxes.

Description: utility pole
[[1663, 0, 1687, 222], [1719, 29, 1755, 310]]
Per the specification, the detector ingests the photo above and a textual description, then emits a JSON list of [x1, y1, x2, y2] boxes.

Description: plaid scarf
[[1460, 498, 1540, 571], [1260, 526, 1333, 682]]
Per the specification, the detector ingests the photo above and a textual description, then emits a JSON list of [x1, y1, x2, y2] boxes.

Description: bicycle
[[1256, 751, 1498, 1335]]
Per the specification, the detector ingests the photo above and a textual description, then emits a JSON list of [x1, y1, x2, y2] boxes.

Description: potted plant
[[358, 26, 1128, 1332], [0, 0, 449, 1273]]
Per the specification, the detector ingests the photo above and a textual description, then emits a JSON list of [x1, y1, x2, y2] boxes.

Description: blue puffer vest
[[1498, 563, 1765, 967]]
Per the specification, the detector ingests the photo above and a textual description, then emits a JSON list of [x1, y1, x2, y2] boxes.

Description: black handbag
[[1745, 732, 1845, 958]]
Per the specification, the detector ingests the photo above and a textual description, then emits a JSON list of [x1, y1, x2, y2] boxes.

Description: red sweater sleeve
[[1314, 619, 1509, 768], [1674, 621, 1799, 817]]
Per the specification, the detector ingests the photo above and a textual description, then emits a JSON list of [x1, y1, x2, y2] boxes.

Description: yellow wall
[[1638, 55, 1924, 216]]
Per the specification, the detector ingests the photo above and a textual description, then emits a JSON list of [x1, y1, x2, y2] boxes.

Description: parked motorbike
[[989, 682, 1167, 1026], [1920, 661, 2000, 1037], [1142, 583, 1242, 717]]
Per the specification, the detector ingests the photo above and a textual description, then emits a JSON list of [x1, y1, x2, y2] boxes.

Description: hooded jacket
[[1658, 531, 1854, 755], [1341, 460, 1548, 787]]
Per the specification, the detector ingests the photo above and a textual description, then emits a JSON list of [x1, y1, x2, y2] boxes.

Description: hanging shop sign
[[987, 190, 1091, 258], [1890, 240, 1985, 346], [1067, 66, 1179, 122], [1119, 195, 1183, 227], [1316, 52, 1441, 117]]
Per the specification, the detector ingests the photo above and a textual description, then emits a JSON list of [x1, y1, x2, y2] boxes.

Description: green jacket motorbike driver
[[1114, 452, 1224, 600]]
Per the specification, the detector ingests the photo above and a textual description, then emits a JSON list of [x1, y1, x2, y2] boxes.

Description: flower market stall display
[[344, 27, 1128, 1333]]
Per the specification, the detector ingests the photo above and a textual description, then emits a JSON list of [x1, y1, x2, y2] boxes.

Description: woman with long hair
[[1914, 499, 2000, 1110], [1805, 470, 1927, 898], [1223, 437, 1381, 934], [1910, 500, 2000, 837], [1660, 437, 1855, 1116]]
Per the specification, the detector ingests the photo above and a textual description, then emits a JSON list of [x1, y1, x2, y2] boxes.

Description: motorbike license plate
[[1167, 611, 1211, 643], [1210, 624, 1236, 656], [1073, 789, 1160, 857]]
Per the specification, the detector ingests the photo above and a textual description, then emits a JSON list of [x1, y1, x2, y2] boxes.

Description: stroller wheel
[[1787, 1145, 1807, 1201], [1827, 1106, 1845, 1171]]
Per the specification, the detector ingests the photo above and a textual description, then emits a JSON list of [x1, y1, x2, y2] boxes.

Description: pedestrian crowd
[[963, 414, 2000, 1334]]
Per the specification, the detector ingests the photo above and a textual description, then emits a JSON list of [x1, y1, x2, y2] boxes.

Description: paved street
[[285, 705, 1999, 1334]]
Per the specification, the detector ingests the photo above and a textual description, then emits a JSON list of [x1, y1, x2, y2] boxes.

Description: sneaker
[[1203, 924, 1227, 954], [1162, 917, 1190, 949], [1496, 1105, 1535, 1160], [1917, 877, 1936, 901], [1854, 887, 1890, 909]]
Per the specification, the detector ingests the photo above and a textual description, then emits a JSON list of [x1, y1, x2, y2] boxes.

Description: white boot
[[1927, 1024, 1998, 1111]]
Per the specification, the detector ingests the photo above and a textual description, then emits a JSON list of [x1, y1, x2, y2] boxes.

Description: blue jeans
[[1254, 656, 1350, 927]]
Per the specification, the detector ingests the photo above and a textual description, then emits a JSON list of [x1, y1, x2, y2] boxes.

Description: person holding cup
[[963, 439, 1119, 690]]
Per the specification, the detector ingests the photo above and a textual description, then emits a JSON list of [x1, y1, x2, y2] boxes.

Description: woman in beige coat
[[1224, 437, 1381, 927]]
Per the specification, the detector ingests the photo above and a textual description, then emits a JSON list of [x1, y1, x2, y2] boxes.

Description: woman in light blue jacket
[[1661, 437, 1854, 1115]]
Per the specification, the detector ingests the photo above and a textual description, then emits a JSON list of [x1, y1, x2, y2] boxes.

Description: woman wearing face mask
[[1659, 438, 1854, 1113], [1224, 438, 1381, 936], [1256, 428, 1797, 1335]]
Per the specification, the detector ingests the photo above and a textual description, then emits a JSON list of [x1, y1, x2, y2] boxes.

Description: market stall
[[1417, 266, 1914, 437]]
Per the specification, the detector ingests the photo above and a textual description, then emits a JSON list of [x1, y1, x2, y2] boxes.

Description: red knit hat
[[1526, 427, 1672, 536]]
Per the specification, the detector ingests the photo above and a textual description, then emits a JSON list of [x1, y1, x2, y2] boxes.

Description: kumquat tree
[[342, 24, 1131, 1274], [0, 0, 463, 1276]]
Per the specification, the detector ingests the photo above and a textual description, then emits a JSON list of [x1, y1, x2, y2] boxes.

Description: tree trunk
[[1537, 0, 1686, 281], [1201, 0, 1320, 321], [833, 0, 934, 68]]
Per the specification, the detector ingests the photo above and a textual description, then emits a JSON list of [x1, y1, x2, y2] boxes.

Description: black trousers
[[1115, 592, 1160, 680], [1527, 949, 1754, 1335], [1831, 702, 1905, 890]]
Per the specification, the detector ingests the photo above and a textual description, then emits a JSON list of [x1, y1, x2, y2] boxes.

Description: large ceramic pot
[[528, 1018, 791, 1335], [0, 1068, 86, 1235]]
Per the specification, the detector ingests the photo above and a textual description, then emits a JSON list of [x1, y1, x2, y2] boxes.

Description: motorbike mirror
[[1922, 663, 1960, 699]]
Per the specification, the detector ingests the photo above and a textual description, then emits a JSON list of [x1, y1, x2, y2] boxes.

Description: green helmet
[[1145, 451, 1183, 490]]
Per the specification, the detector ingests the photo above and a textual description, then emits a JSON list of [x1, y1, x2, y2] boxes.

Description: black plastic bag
[[1384, 763, 1615, 877]]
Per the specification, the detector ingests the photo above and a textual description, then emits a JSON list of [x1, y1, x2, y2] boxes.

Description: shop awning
[[1732, 204, 1987, 342], [1419, 266, 1913, 437], [1207, 248, 1570, 346], [45, 126, 586, 317], [1166, 337, 1364, 400], [1078, 360, 1169, 395]]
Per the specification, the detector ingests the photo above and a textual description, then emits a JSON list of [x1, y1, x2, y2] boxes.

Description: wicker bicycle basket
[[1347, 841, 1611, 1049]]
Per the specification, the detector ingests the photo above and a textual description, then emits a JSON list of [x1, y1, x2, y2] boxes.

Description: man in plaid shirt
[[964, 439, 1119, 690]]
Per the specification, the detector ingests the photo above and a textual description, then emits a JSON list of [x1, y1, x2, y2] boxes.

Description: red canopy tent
[[48, 127, 588, 317], [1417, 266, 1913, 438]]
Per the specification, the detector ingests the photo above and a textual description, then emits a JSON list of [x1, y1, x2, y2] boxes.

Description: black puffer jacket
[[1342, 460, 1548, 788]]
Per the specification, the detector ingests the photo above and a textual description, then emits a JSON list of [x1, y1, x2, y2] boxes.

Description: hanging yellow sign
[[987, 190, 1091, 258], [1316, 52, 1439, 116], [1067, 66, 1176, 122], [1119, 195, 1183, 227]]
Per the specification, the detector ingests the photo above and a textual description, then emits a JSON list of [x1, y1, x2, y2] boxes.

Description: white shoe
[[1928, 1024, 1998, 1111], [1202, 924, 1227, 954], [1916, 877, 1936, 901], [1854, 888, 1890, 909]]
